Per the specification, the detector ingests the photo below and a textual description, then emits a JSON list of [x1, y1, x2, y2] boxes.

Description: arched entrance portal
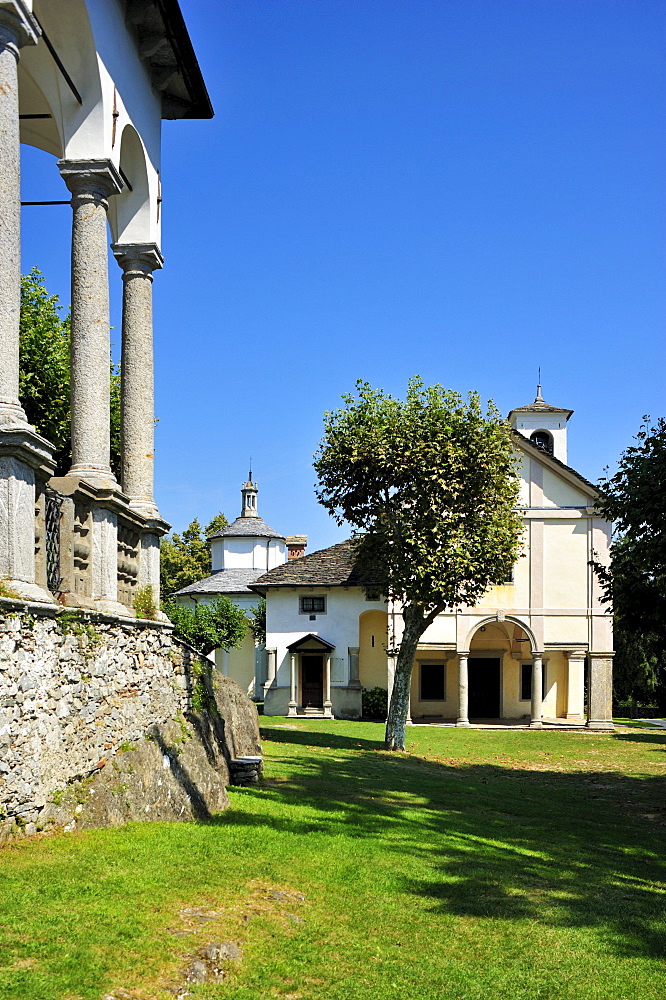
[[462, 618, 538, 724]]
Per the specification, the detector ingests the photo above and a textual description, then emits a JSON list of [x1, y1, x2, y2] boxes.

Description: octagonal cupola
[[508, 385, 573, 464], [209, 475, 287, 572]]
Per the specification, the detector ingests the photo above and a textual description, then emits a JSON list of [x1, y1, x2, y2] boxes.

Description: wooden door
[[468, 658, 501, 718], [301, 655, 324, 708]]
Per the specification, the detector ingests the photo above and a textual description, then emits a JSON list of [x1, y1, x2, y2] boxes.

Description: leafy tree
[[19, 268, 121, 477], [248, 597, 266, 646], [314, 378, 523, 750], [160, 513, 229, 597], [595, 417, 666, 710], [19, 269, 71, 472], [163, 595, 247, 657]]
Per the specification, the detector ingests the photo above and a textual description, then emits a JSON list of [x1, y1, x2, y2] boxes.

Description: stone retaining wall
[[0, 600, 202, 824]]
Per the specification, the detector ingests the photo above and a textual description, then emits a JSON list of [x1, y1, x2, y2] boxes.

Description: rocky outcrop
[[0, 602, 262, 842]]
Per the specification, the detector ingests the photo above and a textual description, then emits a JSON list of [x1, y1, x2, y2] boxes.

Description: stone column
[[264, 648, 277, 698], [530, 653, 543, 728], [456, 652, 470, 726], [111, 243, 163, 516], [0, 6, 57, 603], [587, 654, 614, 731], [287, 652, 297, 716], [565, 650, 586, 720], [324, 653, 333, 718], [348, 646, 361, 688], [58, 159, 122, 482], [0, 3, 38, 429]]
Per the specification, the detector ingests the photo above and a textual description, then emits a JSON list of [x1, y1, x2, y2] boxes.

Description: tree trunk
[[385, 603, 439, 751]]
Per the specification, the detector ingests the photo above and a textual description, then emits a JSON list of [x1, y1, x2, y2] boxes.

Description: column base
[[0, 581, 56, 605], [530, 720, 544, 729], [287, 701, 298, 718], [456, 719, 471, 727], [0, 402, 29, 429], [94, 599, 134, 618], [586, 720, 615, 731], [323, 701, 333, 719], [66, 465, 118, 489]]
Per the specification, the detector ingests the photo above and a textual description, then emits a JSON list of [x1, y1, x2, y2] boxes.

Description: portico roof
[[125, 0, 214, 119], [286, 634, 336, 652]]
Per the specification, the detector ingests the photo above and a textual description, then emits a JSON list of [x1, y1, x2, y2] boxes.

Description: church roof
[[507, 388, 573, 420], [252, 538, 372, 590], [209, 516, 285, 541], [173, 568, 266, 597]]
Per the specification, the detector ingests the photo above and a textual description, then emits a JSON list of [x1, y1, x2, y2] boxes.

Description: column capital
[[111, 243, 164, 277], [0, 2, 40, 52], [58, 158, 123, 202]]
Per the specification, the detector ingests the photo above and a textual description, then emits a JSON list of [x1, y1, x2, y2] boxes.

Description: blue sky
[[20, 0, 665, 550]]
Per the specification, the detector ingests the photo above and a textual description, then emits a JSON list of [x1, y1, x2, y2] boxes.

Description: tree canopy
[[160, 513, 228, 598], [19, 269, 121, 477], [314, 378, 523, 749], [163, 595, 248, 658], [595, 416, 666, 710]]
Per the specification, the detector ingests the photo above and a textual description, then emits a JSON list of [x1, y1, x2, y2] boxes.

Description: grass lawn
[[1, 721, 665, 999]]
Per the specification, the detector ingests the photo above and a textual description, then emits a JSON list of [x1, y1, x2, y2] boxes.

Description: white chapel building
[[173, 477, 306, 695], [250, 389, 614, 730]]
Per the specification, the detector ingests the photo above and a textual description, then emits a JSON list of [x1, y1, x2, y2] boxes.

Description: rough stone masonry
[[0, 600, 262, 837]]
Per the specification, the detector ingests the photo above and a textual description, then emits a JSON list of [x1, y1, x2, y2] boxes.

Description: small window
[[300, 596, 326, 614], [520, 662, 547, 700], [530, 430, 553, 454], [420, 662, 446, 701]]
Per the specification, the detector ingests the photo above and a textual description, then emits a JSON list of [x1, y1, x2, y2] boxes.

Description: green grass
[[1, 721, 665, 999]]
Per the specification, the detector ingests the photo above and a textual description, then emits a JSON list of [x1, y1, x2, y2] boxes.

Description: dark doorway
[[468, 658, 501, 718], [301, 655, 323, 708]]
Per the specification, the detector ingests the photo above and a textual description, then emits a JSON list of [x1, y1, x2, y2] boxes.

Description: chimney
[[286, 535, 307, 561]]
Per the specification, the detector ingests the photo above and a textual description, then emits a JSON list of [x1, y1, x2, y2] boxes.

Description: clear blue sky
[[20, 0, 665, 551]]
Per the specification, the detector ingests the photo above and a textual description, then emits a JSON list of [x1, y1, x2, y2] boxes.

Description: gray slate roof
[[173, 568, 266, 597], [252, 539, 371, 590], [508, 396, 573, 418], [209, 515, 285, 540]]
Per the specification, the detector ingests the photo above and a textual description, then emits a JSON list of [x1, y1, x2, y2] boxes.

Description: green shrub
[[134, 585, 158, 620], [362, 686, 388, 719]]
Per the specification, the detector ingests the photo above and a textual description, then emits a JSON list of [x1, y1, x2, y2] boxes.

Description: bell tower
[[508, 385, 573, 464], [240, 469, 259, 518]]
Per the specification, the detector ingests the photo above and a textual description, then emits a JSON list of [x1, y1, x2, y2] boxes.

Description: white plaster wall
[[267, 588, 376, 691], [543, 520, 588, 608], [214, 537, 287, 571], [541, 469, 591, 509]]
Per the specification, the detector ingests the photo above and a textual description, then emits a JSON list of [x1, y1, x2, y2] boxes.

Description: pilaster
[[587, 654, 614, 731]]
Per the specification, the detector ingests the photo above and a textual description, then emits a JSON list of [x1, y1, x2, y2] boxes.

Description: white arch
[[18, 0, 105, 161], [463, 615, 540, 654], [108, 124, 151, 245]]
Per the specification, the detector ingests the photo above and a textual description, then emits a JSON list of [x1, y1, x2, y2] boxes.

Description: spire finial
[[249, 456, 252, 484], [536, 367, 543, 401]]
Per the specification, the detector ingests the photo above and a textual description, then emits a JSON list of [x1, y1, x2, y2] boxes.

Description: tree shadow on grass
[[232, 728, 666, 963], [260, 724, 384, 752]]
